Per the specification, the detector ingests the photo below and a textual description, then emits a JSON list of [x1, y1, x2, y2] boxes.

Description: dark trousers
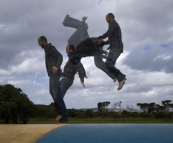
[[94, 51, 115, 80], [59, 77, 74, 122], [105, 48, 126, 82], [49, 73, 67, 116]]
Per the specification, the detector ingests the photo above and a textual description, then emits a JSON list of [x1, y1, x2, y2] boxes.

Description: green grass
[[1, 117, 172, 124], [27, 117, 173, 124]]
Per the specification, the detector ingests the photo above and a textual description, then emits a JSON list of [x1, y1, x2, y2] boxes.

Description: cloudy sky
[[0, 0, 173, 109]]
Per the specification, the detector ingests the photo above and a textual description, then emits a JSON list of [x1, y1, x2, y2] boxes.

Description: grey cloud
[[0, 0, 94, 71], [115, 0, 173, 52], [125, 84, 152, 93], [122, 44, 173, 73]]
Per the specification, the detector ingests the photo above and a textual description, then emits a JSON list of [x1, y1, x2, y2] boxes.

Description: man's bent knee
[[94, 61, 102, 68]]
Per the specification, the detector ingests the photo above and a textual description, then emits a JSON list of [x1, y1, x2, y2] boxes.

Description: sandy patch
[[0, 124, 65, 143]]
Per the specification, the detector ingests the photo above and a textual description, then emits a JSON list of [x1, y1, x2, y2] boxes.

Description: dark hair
[[39, 36, 47, 43], [68, 44, 75, 51], [107, 13, 115, 19]]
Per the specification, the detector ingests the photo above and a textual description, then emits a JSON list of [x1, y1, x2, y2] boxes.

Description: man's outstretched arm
[[76, 62, 87, 88]]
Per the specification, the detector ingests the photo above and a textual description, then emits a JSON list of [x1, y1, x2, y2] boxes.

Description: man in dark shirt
[[37, 36, 66, 121], [59, 44, 87, 123], [98, 13, 126, 90], [63, 15, 117, 82]]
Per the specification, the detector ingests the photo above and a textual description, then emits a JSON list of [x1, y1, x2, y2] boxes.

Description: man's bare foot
[[82, 16, 88, 21], [113, 78, 117, 82], [117, 79, 126, 91], [56, 115, 62, 121], [105, 52, 109, 57], [62, 14, 69, 24]]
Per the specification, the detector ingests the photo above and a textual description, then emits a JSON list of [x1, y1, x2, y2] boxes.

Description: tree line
[[137, 101, 173, 113], [0, 84, 173, 124]]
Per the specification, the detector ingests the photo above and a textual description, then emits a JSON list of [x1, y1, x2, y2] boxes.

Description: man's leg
[[60, 77, 73, 98], [62, 15, 89, 47], [105, 48, 126, 90], [49, 73, 67, 120], [94, 52, 116, 81], [63, 15, 83, 28], [59, 77, 74, 123]]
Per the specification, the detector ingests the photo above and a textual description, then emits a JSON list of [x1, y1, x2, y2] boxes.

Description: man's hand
[[81, 81, 85, 88], [95, 39, 103, 43], [52, 66, 58, 73], [105, 51, 109, 57], [82, 16, 88, 21], [95, 39, 105, 46]]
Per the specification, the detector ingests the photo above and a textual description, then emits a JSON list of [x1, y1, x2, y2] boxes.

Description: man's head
[[95, 39, 104, 46], [66, 44, 75, 54], [67, 44, 80, 65], [106, 13, 115, 23], [38, 36, 48, 48]]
